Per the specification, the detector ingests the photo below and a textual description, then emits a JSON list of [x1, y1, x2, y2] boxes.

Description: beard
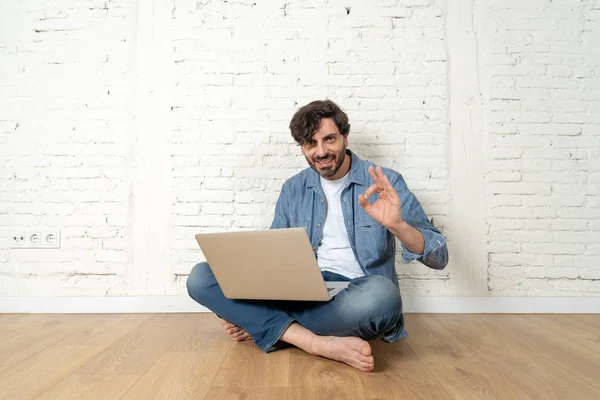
[[306, 147, 347, 179]]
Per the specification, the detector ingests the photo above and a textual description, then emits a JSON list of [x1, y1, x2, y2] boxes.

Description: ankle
[[308, 334, 322, 356], [280, 322, 323, 356]]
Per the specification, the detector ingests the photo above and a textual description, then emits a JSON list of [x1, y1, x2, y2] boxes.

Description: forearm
[[389, 221, 425, 255], [398, 223, 448, 270]]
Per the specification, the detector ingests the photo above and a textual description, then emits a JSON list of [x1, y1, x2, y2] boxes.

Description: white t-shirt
[[316, 173, 365, 279]]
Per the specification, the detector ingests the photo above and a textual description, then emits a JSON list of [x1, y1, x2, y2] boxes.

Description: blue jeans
[[186, 262, 407, 352]]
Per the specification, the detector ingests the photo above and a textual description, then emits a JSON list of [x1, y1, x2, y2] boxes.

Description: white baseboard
[[1, 296, 599, 314], [0, 296, 211, 314]]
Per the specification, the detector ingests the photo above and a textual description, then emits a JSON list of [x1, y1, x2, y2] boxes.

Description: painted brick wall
[[481, 0, 600, 296], [0, 0, 133, 295], [0, 0, 598, 298], [169, 0, 451, 295]]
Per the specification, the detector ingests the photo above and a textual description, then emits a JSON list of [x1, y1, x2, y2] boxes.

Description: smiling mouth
[[315, 157, 334, 167]]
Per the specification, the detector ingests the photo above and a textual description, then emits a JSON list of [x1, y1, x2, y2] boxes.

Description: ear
[[343, 135, 349, 148]]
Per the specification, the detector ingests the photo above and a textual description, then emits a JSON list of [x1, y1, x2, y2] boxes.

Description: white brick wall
[[481, 0, 600, 296], [169, 0, 451, 296], [0, 0, 598, 298], [0, 0, 133, 296]]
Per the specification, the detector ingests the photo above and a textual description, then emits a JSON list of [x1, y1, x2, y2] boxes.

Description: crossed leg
[[187, 262, 403, 372]]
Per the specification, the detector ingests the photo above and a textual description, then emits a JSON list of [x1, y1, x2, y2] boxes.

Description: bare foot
[[218, 318, 252, 342], [310, 336, 374, 372]]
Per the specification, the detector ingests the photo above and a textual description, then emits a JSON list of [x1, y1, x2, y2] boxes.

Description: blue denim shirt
[[270, 150, 448, 287]]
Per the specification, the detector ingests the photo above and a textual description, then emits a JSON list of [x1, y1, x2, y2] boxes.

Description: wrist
[[389, 220, 409, 237]]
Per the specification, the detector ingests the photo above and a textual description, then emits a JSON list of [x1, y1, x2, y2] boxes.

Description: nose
[[315, 142, 327, 158]]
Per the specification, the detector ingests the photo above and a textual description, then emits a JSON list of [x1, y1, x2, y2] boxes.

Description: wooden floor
[[0, 313, 599, 400]]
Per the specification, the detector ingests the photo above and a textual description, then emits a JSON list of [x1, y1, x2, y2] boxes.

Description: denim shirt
[[270, 150, 448, 287]]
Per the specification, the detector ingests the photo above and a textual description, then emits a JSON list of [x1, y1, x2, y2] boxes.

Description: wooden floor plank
[[434, 314, 600, 400], [562, 314, 600, 331], [167, 313, 225, 353], [58, 314, 153, 346], [33, 374, 139, 400], [0, 345, 105, 400], [289, 352, 367, 400], [287, 340, 454, 400], [120, 352, 212, 400], [0, 314, 58, 343], [522, 314, 600, 355], [404, 314, 536, 400], [580, 314, 600, 330], [30, 314, 155, 399], [120, 315, 237, 399], [212, 340, 290, 388], [193, 340, 233, 378], [479, 314, 600, 391], [167, 313, 235, 380], [363, 339, 455, 400], [0, 313, 18, 321], [559, 314, 600, 331], [0, 313, 598, 400], [203, 387, 303, 400], [75, 314, 197, 375], [0, 314, 102, 373]]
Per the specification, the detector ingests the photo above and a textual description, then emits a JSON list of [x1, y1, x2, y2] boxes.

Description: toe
[[354, 352, 372, 363], [361, 344, 372, 356], [359, 361, 374, 372]]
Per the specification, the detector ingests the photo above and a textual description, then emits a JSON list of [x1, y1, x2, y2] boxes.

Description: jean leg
[[186, 262, 296, 352], [321, 271, 353, 282], [288, 275, 404, 340]]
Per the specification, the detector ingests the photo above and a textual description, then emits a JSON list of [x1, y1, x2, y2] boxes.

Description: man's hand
[[219, 318, 252, 342], [358, 165, 403, 231], [359, 165, 425, 255]]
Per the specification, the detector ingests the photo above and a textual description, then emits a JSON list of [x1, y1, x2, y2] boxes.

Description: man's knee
[[186, 262, 214, 302], [354, 275, 401, 311], [340, 275, 402, 330]]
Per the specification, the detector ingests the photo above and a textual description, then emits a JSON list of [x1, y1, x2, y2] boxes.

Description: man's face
[[300, 118, 349, 180]]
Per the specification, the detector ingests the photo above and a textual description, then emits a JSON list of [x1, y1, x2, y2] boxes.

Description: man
[[187, 100, 448, 372]]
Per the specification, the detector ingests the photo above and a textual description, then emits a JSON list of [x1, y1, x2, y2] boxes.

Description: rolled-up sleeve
[[401, 226, 448, 270], [391, 174, 449, 270]]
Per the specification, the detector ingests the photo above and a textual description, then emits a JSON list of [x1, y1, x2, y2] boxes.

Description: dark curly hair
[[289, 100, 351, 145]]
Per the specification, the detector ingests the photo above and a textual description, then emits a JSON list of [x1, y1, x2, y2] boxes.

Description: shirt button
[[317, 223, 321, 227], [312, 246, 316, 250], [321, 199, 324, 203]]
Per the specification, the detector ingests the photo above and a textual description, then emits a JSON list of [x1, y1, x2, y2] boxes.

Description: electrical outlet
[[44, 232, 58, 247], [11, 228, 61, 249], [11, 233, 25, 248]]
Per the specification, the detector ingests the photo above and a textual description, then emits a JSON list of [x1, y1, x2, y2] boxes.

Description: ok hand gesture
[[358, 166, 403, 230]]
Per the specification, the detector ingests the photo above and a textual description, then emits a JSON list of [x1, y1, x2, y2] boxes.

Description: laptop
[[194, 228, 349, 301]]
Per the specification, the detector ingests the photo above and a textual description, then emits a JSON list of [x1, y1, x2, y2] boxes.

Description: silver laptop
[[195, 228, 349, 301]]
